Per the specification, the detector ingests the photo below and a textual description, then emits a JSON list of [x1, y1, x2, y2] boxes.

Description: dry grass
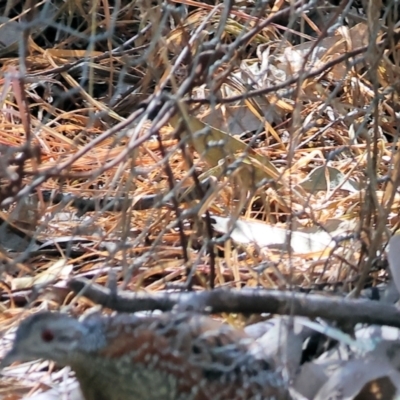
[[0, 0, 400, 397]]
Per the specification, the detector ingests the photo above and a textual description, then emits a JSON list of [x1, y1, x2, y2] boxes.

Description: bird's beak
[[0, 348, 20, 369]]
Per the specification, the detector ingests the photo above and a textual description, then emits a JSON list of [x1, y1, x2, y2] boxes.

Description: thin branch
[[69, 278, 400, 329]]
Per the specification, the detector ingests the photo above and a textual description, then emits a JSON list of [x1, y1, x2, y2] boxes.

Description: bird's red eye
[[41, 329, 54, 342]]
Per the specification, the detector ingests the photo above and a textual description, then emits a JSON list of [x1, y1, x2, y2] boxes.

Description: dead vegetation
[[1, 0, 400, 398]]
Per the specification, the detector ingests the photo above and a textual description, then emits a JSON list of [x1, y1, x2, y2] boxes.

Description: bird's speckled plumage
[[1, 311, 290, 400]]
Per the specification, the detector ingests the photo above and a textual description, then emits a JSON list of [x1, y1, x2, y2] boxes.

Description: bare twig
[[69, 278, 400, 329]]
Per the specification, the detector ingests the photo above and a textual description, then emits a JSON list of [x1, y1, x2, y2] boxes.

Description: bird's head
[[1, 312, 89, 368]]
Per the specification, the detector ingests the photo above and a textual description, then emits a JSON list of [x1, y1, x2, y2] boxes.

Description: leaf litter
[[0, 0, 400, 399]]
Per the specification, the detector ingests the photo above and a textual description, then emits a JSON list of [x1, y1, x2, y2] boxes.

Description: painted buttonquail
[[1, 311, 290, 400]]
